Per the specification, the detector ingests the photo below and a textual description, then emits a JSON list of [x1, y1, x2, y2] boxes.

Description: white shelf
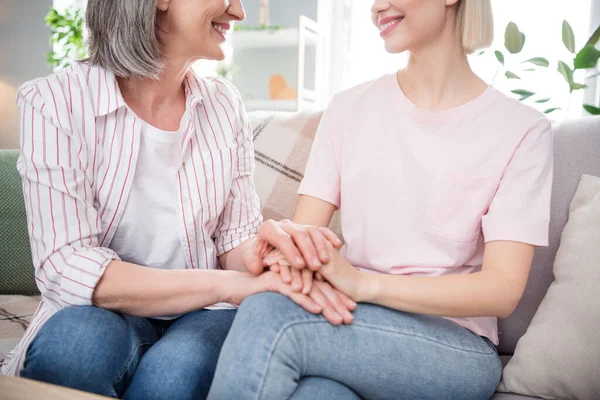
[[244, 100, 297, 112], [232, 28, 317, 49]]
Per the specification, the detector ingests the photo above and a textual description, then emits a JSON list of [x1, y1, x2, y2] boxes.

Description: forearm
[[219, 237, 257, 273], [92, 260, 235, 317], [360, 271, 518, 318]]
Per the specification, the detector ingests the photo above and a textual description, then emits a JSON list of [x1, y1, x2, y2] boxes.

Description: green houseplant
[[45, 6, 87, 69], [490, 20, 600, 116]]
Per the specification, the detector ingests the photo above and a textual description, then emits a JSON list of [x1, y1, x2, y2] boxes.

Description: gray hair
[[86, 0, 163, 79]]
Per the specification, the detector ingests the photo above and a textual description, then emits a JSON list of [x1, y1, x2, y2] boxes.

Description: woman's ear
[[156, 0, 170, 12]]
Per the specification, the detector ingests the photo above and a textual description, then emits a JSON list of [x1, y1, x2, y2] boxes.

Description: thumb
[[244, 242, 266, 275]]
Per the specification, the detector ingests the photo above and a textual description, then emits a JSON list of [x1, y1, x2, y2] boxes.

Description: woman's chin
[[195, 47, 226, 62], [384, 41, 409, 55]]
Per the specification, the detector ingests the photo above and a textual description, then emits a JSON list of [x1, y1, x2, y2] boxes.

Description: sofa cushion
[[498, 174, 600, 399], [0, 150, 37, 295], [497, 116, 600, 355], [0, 295, 40, 365], [248, 111, 341, 236]]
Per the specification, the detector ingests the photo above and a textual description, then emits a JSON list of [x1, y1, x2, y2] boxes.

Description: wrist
[[213, 270, 241, 304], [356, 273, 380, 303]]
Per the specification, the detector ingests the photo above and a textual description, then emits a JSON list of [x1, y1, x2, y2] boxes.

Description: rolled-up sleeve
[[482, 118, 554, 246], [17, 85, 120, 309], [213, 96, 262, 256]]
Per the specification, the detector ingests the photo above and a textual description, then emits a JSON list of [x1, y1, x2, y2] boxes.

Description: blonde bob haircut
[[456, 0, 494, 54]]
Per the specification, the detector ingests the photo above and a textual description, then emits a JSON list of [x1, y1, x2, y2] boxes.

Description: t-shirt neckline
[[389, 73, 496, 123]]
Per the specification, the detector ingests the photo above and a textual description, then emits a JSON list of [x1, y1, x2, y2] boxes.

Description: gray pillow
[[498, 174, 600, 400]]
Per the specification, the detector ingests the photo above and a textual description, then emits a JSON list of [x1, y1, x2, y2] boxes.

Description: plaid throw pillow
[[248, 111, 342, 238]]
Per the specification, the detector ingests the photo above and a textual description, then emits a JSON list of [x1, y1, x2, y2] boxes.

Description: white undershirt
[[111, 121, 187, 272]]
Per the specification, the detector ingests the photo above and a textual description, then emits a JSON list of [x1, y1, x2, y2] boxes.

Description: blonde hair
[[456, 0, 494, 54]]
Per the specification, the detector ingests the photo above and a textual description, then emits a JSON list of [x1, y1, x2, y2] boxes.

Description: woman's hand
[[317, 241, 366, 302], [262, 249, 314, 294], [260, 225, 343, 293], [227, 271, 355, 325], [244, 220, 343, 274]]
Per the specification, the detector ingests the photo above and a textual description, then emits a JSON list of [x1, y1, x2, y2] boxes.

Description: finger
[[319, 227, 343, 248], [315, 272, 325, 282], [269, 264, 280, 273], [280, 221, 321, 270], [308, 227, 331, 263], [301, 268, 313, 295], [264, 249, 283, 265], [285, 290, 322, 314], [317, 282, 354, 324], [309, 286, 343, 325], [267, 272, 321, 314], [280, 265, 292, 284], [278, 259, 291, 267], [260, 221, 306, 269], [333, 288, 357, 311], [290, 268, 303, 292]]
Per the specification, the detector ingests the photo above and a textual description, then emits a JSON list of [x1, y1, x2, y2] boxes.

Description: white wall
[[0, 0, 53, 149]]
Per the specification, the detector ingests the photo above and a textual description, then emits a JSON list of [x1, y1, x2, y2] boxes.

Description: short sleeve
[[297, 100, 342, 208], [482, 118, 553, 246]]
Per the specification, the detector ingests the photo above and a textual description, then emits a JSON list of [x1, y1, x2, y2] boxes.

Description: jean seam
[[112, 342, 154, 390], [254, 319, 495, 399]]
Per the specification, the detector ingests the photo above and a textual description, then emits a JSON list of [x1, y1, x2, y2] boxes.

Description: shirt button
[[188, 235, 195, 244]]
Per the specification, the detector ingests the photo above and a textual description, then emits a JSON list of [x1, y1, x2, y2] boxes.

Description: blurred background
[[0, 0, 598, 148]]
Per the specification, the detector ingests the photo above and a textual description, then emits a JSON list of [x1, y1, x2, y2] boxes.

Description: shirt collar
[[90, 64, 204, 117]]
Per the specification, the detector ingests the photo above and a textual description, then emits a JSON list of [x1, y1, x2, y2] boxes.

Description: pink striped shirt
[[1, 63, 262, 376]]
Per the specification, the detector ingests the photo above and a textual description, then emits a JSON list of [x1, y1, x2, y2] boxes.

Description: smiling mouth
[[378, 17, 404, 36], [211, 22, 230, 37]]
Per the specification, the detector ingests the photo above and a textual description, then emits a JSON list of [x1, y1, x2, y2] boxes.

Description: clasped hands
[[244, 220, 364, 325]]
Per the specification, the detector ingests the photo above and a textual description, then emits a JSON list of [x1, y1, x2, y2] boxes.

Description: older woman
[[1, 0, 353, 398]]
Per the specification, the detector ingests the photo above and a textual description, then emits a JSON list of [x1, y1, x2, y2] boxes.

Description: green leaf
[[505, 71, 521, 79], [522, 57, 549, 67], [570, 83, 588, 91], [558, 61, 574, 87], [583, 104, 600, 115], [522, 68, 535, 72], [574, 46, 600, 70], [511, 89, 535, 100], [544, 108, 561, 114], [495, 50, 505, 65], [478, 50, 486, 56], [586, 25, 600, 47], [562, 20, 576, 53], [505, 22, 526, 54], [535, 98, 551, 103]]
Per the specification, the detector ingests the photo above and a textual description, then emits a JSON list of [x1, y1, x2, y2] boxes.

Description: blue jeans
[[21, 306, 236, 399], [208, 293, 502, 400]]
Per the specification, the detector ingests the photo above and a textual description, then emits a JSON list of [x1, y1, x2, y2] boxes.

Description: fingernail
[[315, 306, 322, 313], [312, 257, 322, 267], [296, 257, 305, 265], [350, 301, 357, 307], [320, 251, 329, 261]]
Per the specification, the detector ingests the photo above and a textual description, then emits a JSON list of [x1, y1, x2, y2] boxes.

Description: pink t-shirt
[[298, 73, 553, 344]]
